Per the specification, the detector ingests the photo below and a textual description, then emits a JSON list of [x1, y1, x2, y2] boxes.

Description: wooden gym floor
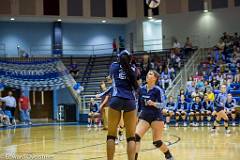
[[0, 124, 240, 160]]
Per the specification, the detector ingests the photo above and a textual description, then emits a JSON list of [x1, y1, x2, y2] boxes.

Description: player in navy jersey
[[211, 84, 230, 134], [163, 96, 176, 128], [225, 94, 237, 126], [189, 96, 202, 126], [135, 70, 174, 160], [88, 98, 100, 128], [201, 94, 214, 126], [175, 95, 188, 127], [106, 50, 139, 160]]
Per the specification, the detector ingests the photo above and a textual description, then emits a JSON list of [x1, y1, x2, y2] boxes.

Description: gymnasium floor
[[0, 124, 239, 160]]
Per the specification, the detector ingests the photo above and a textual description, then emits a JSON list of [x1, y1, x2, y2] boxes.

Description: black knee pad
[[107, 135, 116, 141], [153, 140, 163, 148], [135, 134, 141, 142], [232, 111, 236, 114], [127, 137, 135, 143]]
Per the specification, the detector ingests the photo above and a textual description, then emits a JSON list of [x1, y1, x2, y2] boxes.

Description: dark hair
[[119, 51, 139, 90]]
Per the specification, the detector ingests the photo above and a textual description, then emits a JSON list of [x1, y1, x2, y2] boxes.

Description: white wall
[[159, 7, 240, 48], [132, 7, 240, 49]]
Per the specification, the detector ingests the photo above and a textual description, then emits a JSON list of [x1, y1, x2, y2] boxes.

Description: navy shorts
[[109, 97, 136, 112], [216, 107, 224, 112], [139, 109, 164, 124]]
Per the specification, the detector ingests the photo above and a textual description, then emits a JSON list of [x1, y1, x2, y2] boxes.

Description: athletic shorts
[[139, 109, 164, 124], [109, 97, 136, 112], [216, 107, 224, 112]]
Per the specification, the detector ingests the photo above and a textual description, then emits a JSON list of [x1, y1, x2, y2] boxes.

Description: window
[[212, 0, 228, 9], [112, 0, 127, 17], [188, 0, 204, 11], [0, 0, 11, 14], [67, 0, 83, 16], [19, 0, 36, 15], [235, 0, 240, 6], [91, 0, 106, 17], [43, 0, 59, 16]]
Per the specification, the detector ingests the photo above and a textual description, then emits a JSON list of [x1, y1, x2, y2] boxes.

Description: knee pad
[[107, 135, 116, 141], [153, 140, 163, 148], [224, 120, 229, 123], [127, 137, 135, 143], [231, 111, 236, 114], [135, 134, 141, 142]]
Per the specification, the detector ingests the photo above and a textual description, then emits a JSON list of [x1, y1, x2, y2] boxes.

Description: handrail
[[166, 48, 208, 99]]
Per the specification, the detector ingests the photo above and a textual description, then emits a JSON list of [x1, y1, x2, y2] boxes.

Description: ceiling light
[[102, 20, 106, 23], [10, 17, 15, 21], [57, 19, 62, 22]]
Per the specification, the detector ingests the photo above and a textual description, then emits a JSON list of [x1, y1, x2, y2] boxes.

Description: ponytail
[[119, 51, 139, 90]]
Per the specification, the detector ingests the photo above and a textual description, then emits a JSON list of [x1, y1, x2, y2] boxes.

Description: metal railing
[[166, 48, 208, 99]]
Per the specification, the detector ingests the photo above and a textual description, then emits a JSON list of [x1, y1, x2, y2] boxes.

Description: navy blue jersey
[[202, 101, 214, 111], [90, 103, 98, 112], [166, 102, 176, 111], [176, 101, 188, 111], [225, 99, 236, 109], [191, 102, 202, 111], [110, 62, 137, 100], [138, 85, 164, 111], [214, 93, 227, 108]]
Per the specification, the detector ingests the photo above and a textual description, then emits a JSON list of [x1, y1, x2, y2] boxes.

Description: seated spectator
[[161, 68, 172, 89], [206, 87, 215, 102], [0, 107, 11, 126], [69, 62, 79, 79], [173, 38, 181, 49]]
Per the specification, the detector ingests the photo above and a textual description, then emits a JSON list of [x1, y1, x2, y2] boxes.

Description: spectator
[[18, 92, 31, 125], [0, 107, 11, 126], [0, 91, 16, 124], [184, 37, 193, 56], [69, 62, 79, 79], [112, 38, 118, 56], [118, 36, 125, 52]]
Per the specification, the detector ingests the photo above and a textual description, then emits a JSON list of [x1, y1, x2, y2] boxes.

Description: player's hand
[[95, 94, 100, 99], [147, 100, 156, 107]]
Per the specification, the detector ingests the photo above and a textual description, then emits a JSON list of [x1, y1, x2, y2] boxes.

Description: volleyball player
[[225, 94, 237, 126], [189, 96, 202, 126], [201, 94, 214, 126], [88, 98, 100, 128], [164, 96, 176, 128], [211, 84, 231, 134], [135, 70, 174, 160], [107, 50, 139, 160], [175, 95, 188, 127]]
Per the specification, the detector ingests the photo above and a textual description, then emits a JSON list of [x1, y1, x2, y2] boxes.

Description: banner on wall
[[0, 59, 76, 91]]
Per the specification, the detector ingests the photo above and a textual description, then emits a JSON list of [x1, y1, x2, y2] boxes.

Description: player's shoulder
[[154, 85, 163, 93]]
